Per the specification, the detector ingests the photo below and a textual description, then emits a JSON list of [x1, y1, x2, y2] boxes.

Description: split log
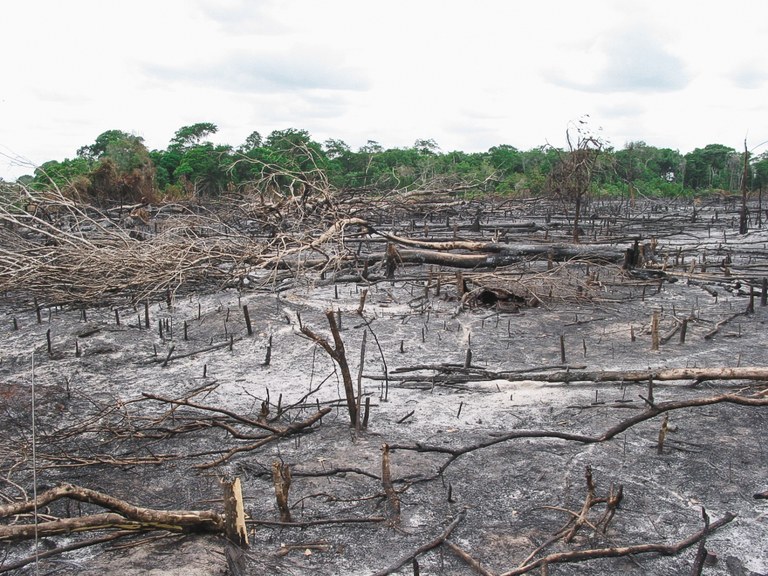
[[222, 478, 249, 547], [272, 461, 293, 522]]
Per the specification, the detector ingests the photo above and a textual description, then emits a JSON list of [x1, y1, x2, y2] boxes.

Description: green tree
[[104, 135, 151, 173], [265, 128, 313, 150], [264, 128, 326, 173], [170, 123, 218, 150], [752, 151, 768, 190], [173, 143, 232, 196], [149, 148, 183, 191], [322, 139, 359, 188], [238, 130, 263, 153], [323, 139, 351, 160], [359, 140, 383, 154], [413, 138, 439, 155], [683, 144, 738, 190], [77, 132, 156, 204], [32, 157, 91, 191], [488, 145, 523, 174], [77, 129, 133, 161], [648, 148, 684, 183], [519, 146, 559, 194]]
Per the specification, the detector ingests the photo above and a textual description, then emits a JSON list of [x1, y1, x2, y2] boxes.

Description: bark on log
[[0, 484, 224, 541], [376, 230, 627, 260], [364, 225, 631, 267], [0, 513, 187, 540], [393, 245, 626, 269], [383, 365, 768, 388], [519, 366, 768, 384]]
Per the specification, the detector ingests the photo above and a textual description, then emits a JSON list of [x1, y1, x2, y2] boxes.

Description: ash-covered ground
[[1, 197, 767, 575]]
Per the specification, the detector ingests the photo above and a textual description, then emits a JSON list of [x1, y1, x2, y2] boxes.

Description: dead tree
[[739, 139, 750, 234], [547, 118, 604, 243], [300, 309, 358, 425], [0, 483, 225, 540]]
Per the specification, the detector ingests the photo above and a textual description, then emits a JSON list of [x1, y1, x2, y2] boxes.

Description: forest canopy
[[13, 123, 768, 205]]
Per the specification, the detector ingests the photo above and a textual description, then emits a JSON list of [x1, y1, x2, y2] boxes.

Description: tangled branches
[[0, 175, 634, 310], [0, 183, 361, 306], [0, 188, 244, 305]]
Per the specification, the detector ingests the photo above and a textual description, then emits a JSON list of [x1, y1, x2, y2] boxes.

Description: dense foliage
[[16, 124, 768, 205]]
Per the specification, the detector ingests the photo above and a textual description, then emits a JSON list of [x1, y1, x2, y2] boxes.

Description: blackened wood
[[243, 305, 253, 336]]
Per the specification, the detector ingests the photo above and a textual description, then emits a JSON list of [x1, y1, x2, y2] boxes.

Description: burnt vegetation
[[1, 128, 768, 575]]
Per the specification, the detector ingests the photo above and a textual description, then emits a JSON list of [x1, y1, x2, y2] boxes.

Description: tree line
[[15, 122, 768, 205]]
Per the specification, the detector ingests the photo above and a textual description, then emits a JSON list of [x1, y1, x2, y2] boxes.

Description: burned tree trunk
[[301, 309, 358, 425]]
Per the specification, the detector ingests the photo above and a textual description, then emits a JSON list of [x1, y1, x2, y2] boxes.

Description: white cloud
[[144, 48, 369, 93], [2, 0, 768, 180], [728, 62, 768, 90], [543, 20, 690, 94], [197, 0, 289, 35]]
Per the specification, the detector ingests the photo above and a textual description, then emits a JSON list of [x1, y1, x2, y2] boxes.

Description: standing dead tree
[[547, 118, 604, 243], [739, 138, 750, 234], [300, 310, 358, 426]]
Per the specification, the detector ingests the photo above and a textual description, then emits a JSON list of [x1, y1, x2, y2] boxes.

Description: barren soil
[[1, 197, 767, 575]]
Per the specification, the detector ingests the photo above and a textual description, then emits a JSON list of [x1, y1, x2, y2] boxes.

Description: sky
[[1, 0, 767, 180]]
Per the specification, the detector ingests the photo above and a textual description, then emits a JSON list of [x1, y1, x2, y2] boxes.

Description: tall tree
[[238, 130, 263, 153], [683, 144, 738, 190], [77, 129, 133, 162], [264, 128, 325, 173], [170, 123, 218, 150], [173, 143, 232, 197]]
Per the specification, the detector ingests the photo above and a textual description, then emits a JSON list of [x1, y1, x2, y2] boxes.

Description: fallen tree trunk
[[0, 483, 224, 542], [519, 366, 768, 384], [364, 224, 631, 267], [381, 244, 626, 270], [374, 224, 621, 252], [379, 365, 768, 387], [394, 244, 628, 265], [258, 242, 630, 273]]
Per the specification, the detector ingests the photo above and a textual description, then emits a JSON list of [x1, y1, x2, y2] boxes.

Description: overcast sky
[[2, 0, 767, 180]]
